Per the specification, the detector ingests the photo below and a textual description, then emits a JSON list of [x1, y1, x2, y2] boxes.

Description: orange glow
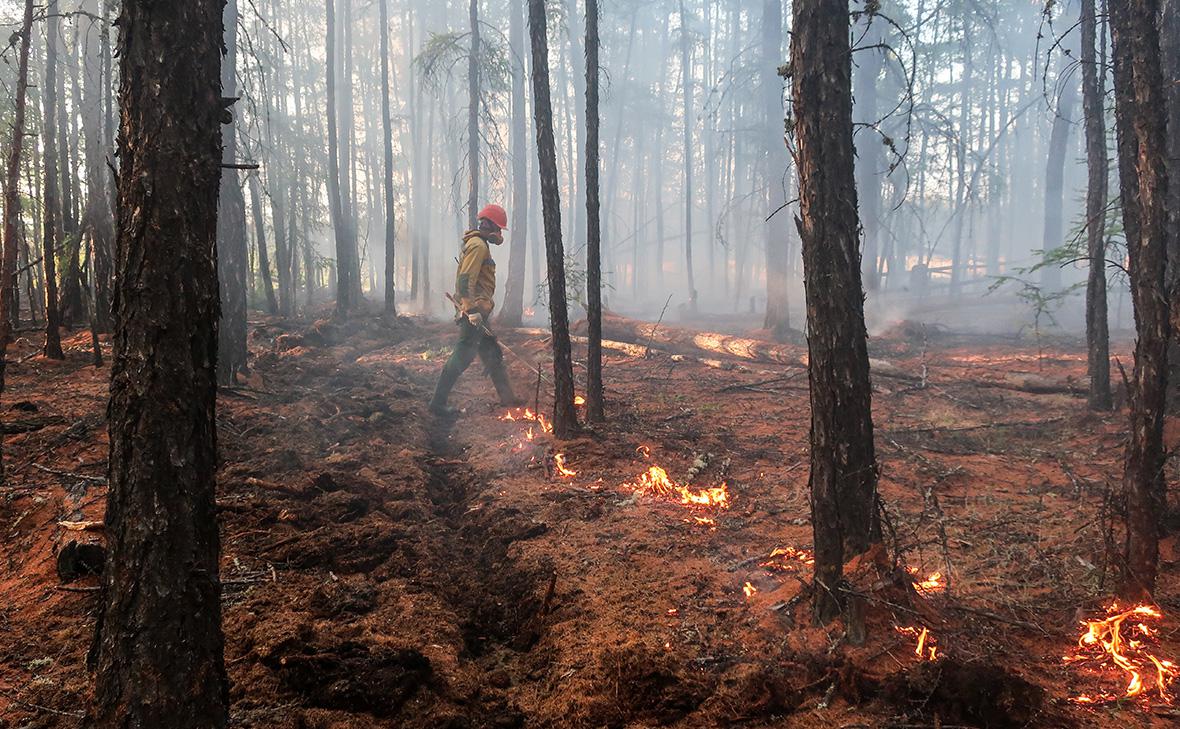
[[554, 453, 577, 478], [743, 582, 758, 599], [574, 395, 586, 406], [1065, 602, 1176, 704]]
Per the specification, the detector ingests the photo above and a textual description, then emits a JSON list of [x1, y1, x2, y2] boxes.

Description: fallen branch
[[33, 463, 106, 483]]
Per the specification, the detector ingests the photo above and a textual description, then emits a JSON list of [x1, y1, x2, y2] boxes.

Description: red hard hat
[[477, 204, 509, 230]]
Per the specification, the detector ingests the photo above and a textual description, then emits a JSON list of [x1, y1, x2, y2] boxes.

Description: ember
[[574, 395, 586, 406], [895, 625, 939, 661], [620, 464, 730, 509], [1064, 602, 1176, 705]]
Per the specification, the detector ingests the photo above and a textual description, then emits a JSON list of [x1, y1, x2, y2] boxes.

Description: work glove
[[467, 312, 484, 329]]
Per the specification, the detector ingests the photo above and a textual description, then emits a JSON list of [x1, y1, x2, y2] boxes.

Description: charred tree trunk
[[1082, 0, 1112, 410], [585, 0, 604, 423], [380, 0, 396, 314], [762, 0, 791, 338], [1109, 0, 1171, 599], [87, 0, 228, 725], [529, 0, 577, 439], [500, 0, 530, 327], [468, 0, 481, 228], [217, 0, 249, 382], [326, 0, 352, 315], [41, 1, 65, 360], [791, 0, 881, 626]]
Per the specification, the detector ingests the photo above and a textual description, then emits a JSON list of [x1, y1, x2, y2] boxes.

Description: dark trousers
[[430, 320, 517, 407]]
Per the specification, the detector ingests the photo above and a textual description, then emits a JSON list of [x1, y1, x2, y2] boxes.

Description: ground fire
[[1064, 603, 1177, 705]]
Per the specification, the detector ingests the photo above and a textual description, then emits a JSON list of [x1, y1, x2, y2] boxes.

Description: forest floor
[[1, 309, 1179, 728]]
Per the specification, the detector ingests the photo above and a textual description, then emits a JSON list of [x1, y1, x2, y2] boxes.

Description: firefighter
[[429, 204, 523, 416]]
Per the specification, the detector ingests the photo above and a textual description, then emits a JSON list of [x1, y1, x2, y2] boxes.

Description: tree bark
[[217, 0, 249, 382], [500, 0, 530, 327], [1160, 0, 1180, 411], [791, 0, 881, 625], [1109, 0, 1171, 599], [585, 0, 604, 422], [529, 0, 578, 439], [87, 0, 228, 725], [1082, 0, 1112, 410], [41, 0, 65, 360]]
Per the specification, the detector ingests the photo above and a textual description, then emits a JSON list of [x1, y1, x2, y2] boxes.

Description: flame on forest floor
[[896, 625, 939, 662], [743, 582, 758, 599], [554, 453, 577, 478], [906, 566, 946, 595], [621, 464, 730, 509], [1064, 602, 1176, 705], [500, 408, 554, 434], [574, 395, 586, 406], [760, 546, 815, 571]]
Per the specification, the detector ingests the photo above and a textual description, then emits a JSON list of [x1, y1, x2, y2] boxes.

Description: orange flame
[[574, 395, 586, 406], [621, 464, 730, 509], [761, 546, 816, 571], [1065, 602, 1176, 704], [895, 625, 939, 661], [554, 453, 577, 478], [906, 566, 946, 595], [743, 582, 758, 599]]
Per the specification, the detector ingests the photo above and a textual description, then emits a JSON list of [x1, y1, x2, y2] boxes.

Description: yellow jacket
[[455, 230, 498, 316]]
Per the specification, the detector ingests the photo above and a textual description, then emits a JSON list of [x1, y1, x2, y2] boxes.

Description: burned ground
[[0, 313, 1177, 728]]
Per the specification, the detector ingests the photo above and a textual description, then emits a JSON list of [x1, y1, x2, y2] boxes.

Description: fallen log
[[512, 316, 1084, 396]]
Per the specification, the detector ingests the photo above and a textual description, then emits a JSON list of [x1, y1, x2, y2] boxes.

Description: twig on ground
[[644, 295, 673, 358]]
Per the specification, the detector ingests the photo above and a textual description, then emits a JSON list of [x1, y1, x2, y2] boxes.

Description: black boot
[[489, 363, 525, 407], [429, 364, 463, 416]]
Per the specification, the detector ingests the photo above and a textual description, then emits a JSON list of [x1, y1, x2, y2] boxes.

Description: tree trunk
[[1160, 0, 1180, 411], [0, 0, 35, 447], [680, 0, 697, 311], [500, 0, 530, 327], [585, 0, 604, 422], [853, 11, 885, 292], [41, 0, 65, 360], [529, 0, 578, 439], [326, 0, 352, 315], [87, 0, 228, 725], [248, 173, 278, 315], [762, 0, 791, 337], [1109, 0, 1171, 599], [380, 0, 396, 314], [1082, 0, 1111, 410], [82, 0, 114, 331], [217, 0, 249, 382], [468, 0, 481, 228], [1041, 48, 1079, 294], [791, 0, 880, 626]]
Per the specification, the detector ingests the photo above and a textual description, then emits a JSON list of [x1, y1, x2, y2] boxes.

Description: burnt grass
[[0, 314, 1175, 728]]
